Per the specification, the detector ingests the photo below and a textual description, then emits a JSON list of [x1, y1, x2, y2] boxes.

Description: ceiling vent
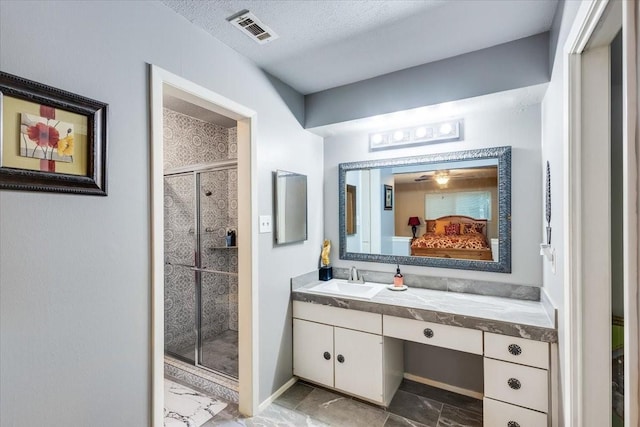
[[227, 10, 279, 45]]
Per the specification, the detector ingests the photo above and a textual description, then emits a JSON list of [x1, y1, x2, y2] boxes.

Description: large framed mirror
[[338, 146, 511, 272]]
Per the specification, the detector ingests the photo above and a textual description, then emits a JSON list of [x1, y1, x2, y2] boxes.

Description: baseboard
[[403, 373, 483, 400], [257, 377, 298, 413]]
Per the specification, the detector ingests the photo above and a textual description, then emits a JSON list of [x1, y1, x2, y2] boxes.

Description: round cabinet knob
[[507, 422, 520, 427], [507, 378, 522, 390], [323, 352, 331, 360], [423, 328, 434, 338], [337, 354, 345, 363], [508, 344, 522, 356]]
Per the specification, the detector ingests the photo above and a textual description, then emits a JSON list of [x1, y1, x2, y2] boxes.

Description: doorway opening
[[150, 65, 258, 425], [564, 1, 638, 425]]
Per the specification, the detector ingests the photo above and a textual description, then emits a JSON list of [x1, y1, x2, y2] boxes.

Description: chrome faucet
[[348, 266, 365, 284]]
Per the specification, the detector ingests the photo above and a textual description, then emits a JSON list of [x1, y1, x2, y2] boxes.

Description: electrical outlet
[[259, 215, 272, 233]]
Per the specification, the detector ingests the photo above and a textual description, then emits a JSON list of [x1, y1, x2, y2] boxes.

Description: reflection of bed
[[411, 215, 492, 261]]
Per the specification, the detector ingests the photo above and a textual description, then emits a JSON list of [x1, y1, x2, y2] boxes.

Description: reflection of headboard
[[425, 215, 488, 237]]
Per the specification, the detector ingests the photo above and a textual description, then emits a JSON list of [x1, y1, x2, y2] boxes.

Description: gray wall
[[540, 1, 582, 425], [0, 1, 324, 425], [305, 33, 549, 129]]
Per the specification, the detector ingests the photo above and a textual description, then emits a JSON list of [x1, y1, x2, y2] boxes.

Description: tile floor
[[177, 330, 239, 379], [200, 379, 482, 427]]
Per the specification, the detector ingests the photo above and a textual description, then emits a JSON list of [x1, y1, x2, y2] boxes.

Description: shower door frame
[[164, 162, 239, 379], [150, 64, 258, 423]]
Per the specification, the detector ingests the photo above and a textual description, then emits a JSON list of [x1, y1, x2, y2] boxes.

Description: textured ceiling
[[161, 0, 558, 94]]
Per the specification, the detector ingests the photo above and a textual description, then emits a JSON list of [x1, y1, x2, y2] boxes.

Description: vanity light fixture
[[369, 119, 463, 151]]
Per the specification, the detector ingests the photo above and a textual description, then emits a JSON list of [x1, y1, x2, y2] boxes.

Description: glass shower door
[[164, 174, 197, 363], [197, 168, 239, 378]]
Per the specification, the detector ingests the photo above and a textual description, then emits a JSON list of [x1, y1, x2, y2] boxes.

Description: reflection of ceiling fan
[[404, 166, 497, 185], [414, 170, 451, 185]]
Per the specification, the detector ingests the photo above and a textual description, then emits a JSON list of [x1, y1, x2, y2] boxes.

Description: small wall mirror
[[274, 170, 308, 245], [339, 146, 511, 272]]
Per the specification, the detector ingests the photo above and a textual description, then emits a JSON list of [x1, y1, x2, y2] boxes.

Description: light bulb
[[439, 123, 453, 135], [393, 130, 404, 141], [415, 127, 427, 138], [371, 134, 383, 144], [435, 176, 450, 185]]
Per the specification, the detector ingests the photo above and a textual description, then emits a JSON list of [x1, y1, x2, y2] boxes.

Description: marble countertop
[[292, 280, 557, 343]]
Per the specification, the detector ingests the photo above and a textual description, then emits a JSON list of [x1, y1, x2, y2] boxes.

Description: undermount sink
[[308, 279, 386, 299]]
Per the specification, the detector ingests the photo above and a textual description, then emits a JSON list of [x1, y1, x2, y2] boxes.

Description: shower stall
[[164, 160, 239, 379]]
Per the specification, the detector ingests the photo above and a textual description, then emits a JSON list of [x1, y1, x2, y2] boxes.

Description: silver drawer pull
[[508, 344, 522, 356], [507, 378, 522, 390], [423, 328, 434, 338], [507, 422, 520, 427]]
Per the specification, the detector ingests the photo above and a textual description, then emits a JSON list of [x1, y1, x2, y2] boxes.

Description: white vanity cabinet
[[291, 297, 556, 425], [292, 301, 403, 406], [383, 315, 483, 355], [483, 332, 551, 427]]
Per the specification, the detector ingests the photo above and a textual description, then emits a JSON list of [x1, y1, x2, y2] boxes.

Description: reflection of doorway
[[346, 184, 356, 235], [150, 65, 258, 423], [565, 1, 638, 425]]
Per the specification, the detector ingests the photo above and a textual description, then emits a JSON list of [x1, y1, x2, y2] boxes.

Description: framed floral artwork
[[0, 71, 108, 195]]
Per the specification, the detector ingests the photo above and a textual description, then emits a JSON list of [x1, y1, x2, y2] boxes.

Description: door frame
[[564, 1, 639, 426], [149, 65, 259, 424]]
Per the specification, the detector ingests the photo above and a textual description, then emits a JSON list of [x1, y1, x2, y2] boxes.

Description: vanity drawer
[[293, 301, 382, 334], [383, 315, 483, 355], [484, 397, 548, 427], [485, 332, 549, 369], [484, 358, 549, 413]]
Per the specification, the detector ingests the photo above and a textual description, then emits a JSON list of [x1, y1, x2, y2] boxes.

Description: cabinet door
[[293, 319, 334, 388], [334, 327, 383, 403]]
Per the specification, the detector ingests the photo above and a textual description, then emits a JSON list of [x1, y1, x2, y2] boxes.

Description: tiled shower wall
[[163, 108, 238, 355]]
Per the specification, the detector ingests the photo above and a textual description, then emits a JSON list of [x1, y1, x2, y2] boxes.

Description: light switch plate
[[259, 215, 272, 233]]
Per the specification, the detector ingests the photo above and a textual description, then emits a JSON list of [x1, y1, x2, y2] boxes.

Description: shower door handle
[[165, 263, 237, 276]]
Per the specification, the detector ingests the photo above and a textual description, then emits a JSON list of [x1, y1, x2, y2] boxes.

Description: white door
[[293, 319, 334, 388], [334, 327, 383, 403]]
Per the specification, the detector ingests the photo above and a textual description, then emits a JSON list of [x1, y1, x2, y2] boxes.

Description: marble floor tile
[[295, 388, 389, 427], [398, 381, 482, 415], [387, 390, 442, 427], [436, 405, 482, 427], [165, 379, 227, 427], [384, 414, 430, 427], [202, 402, 246, 426], [203, 401, 329, 427], [201, 379, 484, 427], [274, 382, 315, 410]]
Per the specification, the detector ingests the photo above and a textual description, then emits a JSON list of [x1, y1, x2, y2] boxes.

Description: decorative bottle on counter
[[394, 264, 404, 287]]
